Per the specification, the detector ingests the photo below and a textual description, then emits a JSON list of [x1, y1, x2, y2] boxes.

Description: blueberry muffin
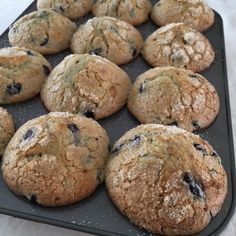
[[142, 23, 215, 72], [2, 112, 109, 207], [41, 54, 131, 119], [151, 0, 215, 32], [70, 16, 143, 65], [37, 0, 93, 20], [9, 10, 77, 54], [0, 108, 15, 156], [128, 67, 219, 132], [0, 47, 51, 104], [106, 124, 227, 235], [92, 0, 152, 26]]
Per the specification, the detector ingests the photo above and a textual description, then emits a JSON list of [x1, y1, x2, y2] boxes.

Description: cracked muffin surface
[[128, 67, 219, 132], [37, 0, 93, 20], [151, 0, 215, 32], [70, 16, 143, 65], [92, 0, 152, 26], [142, 23, 215, 72], [0, 107, 15, 156], [2, 112, 109, 207], [0, 47, 52, 104], [106, 124, 227, 235], [41, 54, 131, 119], [8, 9, 77, 54]]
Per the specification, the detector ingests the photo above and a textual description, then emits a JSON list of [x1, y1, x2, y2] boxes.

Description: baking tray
[[0, 1, 235, 236]]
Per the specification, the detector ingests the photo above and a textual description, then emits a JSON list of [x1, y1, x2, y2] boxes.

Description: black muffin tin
[[0, 1, 235, 235]]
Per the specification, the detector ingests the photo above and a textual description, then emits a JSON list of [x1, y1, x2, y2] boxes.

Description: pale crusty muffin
[[9, 10, 77, 54], [70, 17, 143, 65], [106, 124, 227, 235], [128, 67, 219, 132], [151, 0, 215, 32], [142, 23, 215, 72], [0, 108, 15, 155], [2, 112, 109, 207], [41, 54, 131, 119], [37, 0, 93, 20]]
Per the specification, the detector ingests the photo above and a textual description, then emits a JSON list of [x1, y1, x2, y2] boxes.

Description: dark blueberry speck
[[89, 48, 102, 56], [189, 74, 198, 79], [111, 143, 124, 154], [43, 65, 50, 76], [6, 82, 22, 95], [129, 135, 141, 146], [84, 110, 95, 119], [130, 46, 137, 58], [59, 6, 65, 13], [192, 120, 201, 129], [108, 144, 111, 152], [169, 121, 178, 127], [183, 172, 204, 199], [67, 124, 79, 133], [210, 211, 213, 218], [110, 26, 118, 33], [193, 143, 208, 156], [138, 83, 145, 93], [67, 124, 80, 144], [26, 50, 33, 56], [29, 194, 38, 204], [211, 150, 219, 157], [40, 36, 48, 46], [23, 128, 34, 140], [12, 27, 17, 33]]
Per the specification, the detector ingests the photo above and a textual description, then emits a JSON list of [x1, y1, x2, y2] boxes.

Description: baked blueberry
[[183, 172, 204, 199], [6, 82, 22, 95], [67, 123, 79, 144], [67, 123, 79, 133], [130, 46, 137, 58], [192, 120, 201, 129], [22, 128, 35, 141], [211, 150, 219, 157], [84, 110, 95, 119], [59, 6, 65, 13], [26, 50, 34, 56], [40, 36, 49, 46], [129, 135, 141, 146], [111, 143, 124, 154], [89, 48, 102, 56], [29, 194, 38, 204], [138, 83, 145, 93], [189, 74, 198, 79], [169, 121, 178, 127], [193, 143, 208, 156], [43, 65, 50, 76]]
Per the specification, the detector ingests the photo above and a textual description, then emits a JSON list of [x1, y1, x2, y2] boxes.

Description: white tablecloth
[[0, 1, 235, 235]]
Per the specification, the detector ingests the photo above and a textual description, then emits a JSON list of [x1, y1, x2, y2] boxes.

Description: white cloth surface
[[0, 0, 235, 235], [0, 0, 34, 35]]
